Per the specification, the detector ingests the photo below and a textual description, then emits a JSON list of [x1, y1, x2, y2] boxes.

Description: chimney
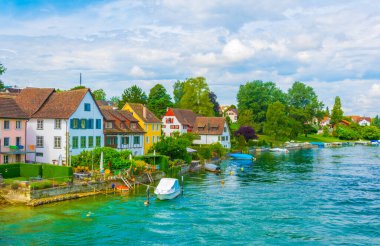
[[143, 105, 147, 119]]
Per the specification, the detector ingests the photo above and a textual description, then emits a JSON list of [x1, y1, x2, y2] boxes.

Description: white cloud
[[129, 66, 147, 77]]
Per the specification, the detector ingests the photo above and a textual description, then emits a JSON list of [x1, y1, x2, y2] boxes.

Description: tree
[[150, 133, 192, 162], [0, 63, 5, 90], [237, 109, 254, 127], [70, 86, 86, 90], [372, 115, 380, 129], [178, 77, 214, 116], [147, 84, 173, 119], [118, 85, 148, 109], [208, 91, 220, 116], [237, 80, 286, 132], [330, 96, 343, 126], [235, 126, 258, 141], [173, 80, 185, 107], [287, 81, 324, 137], [361, 126, 380, 140], [93, 89, 106, 101], [110, 96, 120, 106], [264, 101, 291, 140], [325, 106, 330, 117]]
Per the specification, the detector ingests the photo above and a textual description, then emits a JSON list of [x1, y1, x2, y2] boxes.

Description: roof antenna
[[79, 73, 82, 86]]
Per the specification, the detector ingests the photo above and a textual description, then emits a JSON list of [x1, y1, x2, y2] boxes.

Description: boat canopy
[[156, 178, 180, 192]]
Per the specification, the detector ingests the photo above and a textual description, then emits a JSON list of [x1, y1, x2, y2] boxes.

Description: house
[[99, 105, 145, 156], [225, 108, 238, 123], [192, 117, 231, 148], [0, 96, 30, 164], [162, 108, 197, 136], [320, 116, 330, 127], [16, 88, 104, 164], [348, 116, 371, 126], [122, 103, 162, 154]]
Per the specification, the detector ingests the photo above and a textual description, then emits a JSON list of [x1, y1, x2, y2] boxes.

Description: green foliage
[[110, 96, 120, 106], [372, 115, 380, 129], [264, 101, 290, 140], [336, 126, 360, 140], [287, 81, 324, 137], [0, 63, 6, 90], [30, 180, 53, 190], [361, 126, 380, 140], [237, 109, 254, 128], [150, 134, 192, 163], [0, 164, 20, 178], [173, 80, 185, 107], [237, 80, 286, 130], [136, 155, 169, 171], [178, 77, 214, 116], [19, 164, 42, 178], [93, 89, 106, 101], [323, 126, 330, 137], [42, 165, 73, 181], [70, 86, 86, 90], [330, 96, 343, 125], [147, 84, 172, 119], [71, 147, 133, 170], [209, 91, 220, 116], [118, 85, 148, 109]]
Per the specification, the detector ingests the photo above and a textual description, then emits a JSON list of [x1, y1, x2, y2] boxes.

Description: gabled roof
[[193, 117, 226, 135], [100, 106, 144, 134], [226, 108, 238, 115], [170, 108, 197, 127], [32, 89, 90, 119], [15, 87, 55, 117], [0, 97, 29, 119], [126, 103, 161, 123]]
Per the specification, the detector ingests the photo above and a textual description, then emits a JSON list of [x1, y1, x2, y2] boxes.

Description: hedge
[[0, 163, 73, 180], [0, 164, 20, 178], [20, 164, 42, 178], [42, 165, 73, 181]]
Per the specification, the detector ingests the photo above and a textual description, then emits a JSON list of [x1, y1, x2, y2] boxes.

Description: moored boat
[[154, 178, 181, 200], [270, 148, 289, 153], [204, 163, 221, 173], [229, 153, 254, 160]]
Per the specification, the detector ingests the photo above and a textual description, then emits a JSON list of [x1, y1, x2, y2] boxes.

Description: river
[[1, 146, 380, 245]]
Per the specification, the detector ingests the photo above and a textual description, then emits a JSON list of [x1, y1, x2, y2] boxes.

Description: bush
[[361, 126, 380, 140], [323, 126, 330, 137], [42, 165, 73, 181], [0, 164, 20, 178], [20, 164, 42, 178], [336, 126, 360, 140], [30, 180, 53, 190]]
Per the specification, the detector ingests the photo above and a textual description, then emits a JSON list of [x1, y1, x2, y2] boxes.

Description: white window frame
[[16, 120, 21, 129], [55, 119, 61, 129], [54, 136, 61, 149], [3, 155, 9, 164], [37, 120, 44, 130], [36, 136, 44, 148]]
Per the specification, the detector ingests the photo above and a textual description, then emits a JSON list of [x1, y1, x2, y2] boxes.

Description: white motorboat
[[270, 148, 289, 153], [204, 163, 221, 173], [154, 178, 181, 200]]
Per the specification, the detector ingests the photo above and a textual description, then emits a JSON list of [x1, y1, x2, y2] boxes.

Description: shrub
[[336, 126, 360, 140], [30, 180, 53, 190], [323, 126, 330, 137]]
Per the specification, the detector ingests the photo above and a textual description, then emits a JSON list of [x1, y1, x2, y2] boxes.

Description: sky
[[0, 0, 379, 116]]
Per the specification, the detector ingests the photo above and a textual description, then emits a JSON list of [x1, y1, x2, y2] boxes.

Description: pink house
[[0, 97, 29, 164]]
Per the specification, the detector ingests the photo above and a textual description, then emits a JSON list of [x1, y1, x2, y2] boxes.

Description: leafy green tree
[[325, 106, 330, 117], [208, 91, 220, 116], [372, 115, 380, 129], [110, 96, 120, 106], [147, 84, 173, 119], [237, 80, 286, 132], [178, 77, 214, 116], [361, 126, 380, 140], [237, 109, 254, 127], [0, 63, 5, 90], [336, 126, 360, 140], [330, 96, 343, 126], [118, 85, 148, 109], [93, 89, 106, 101], [264, 101, 291, 140], [173, 80, 185, 107], [150, 133, 192, 162], [323, 126, 330, 137], [70, 86, 86, 90], [287, 81, 324, 137]]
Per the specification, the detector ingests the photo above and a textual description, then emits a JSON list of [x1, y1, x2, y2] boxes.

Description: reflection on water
[[1, 146, 380, 245]]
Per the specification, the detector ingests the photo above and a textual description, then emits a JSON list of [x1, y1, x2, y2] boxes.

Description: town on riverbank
[[1, 66, 380, 205]]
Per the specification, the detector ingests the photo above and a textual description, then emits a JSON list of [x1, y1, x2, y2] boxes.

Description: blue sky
[[1, 0, 380, 116]]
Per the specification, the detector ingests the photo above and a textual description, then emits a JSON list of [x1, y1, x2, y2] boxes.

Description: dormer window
[[84, 103, 91, 111], [131, 123, 136, 129], [106, 122, 113, 129]]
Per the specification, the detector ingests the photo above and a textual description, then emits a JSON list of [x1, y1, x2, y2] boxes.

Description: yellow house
[[122, 103, 162, 154]]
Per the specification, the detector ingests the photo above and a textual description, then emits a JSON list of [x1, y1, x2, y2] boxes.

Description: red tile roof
[[170, 108, 197, 127], [32, 89, 90, 119], [15, 87, 55, 117], [126, 103, 161, 123], [0, 97, 29, 119], [100, 106, 144, 134], [193, 117, 226, 135]]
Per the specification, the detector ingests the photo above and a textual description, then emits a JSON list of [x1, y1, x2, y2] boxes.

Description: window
[[221, 136, 225, 141], [152, 136, 155, 143], [36, 136, 44, 148], [84, 103, 91, 111], [96, 119, 102, 129], [131, 123, 136, 129], [55, 119, 61, 129], [157, 136, 160, 142], [3, 155, 9, 164], [72, 136, 78, 149], [106, 122, 113, 129], [87, 119, 94, 129], [54, 136, 61, 149], [226, 136, 228, 141], [4, 120, 10, 130], [81, 119, 86, 129], [96, 136, 101, 147], [71, 118, 79, 129], [224, 127, 227, 132], [16, 121, 21, 129], [88, 136, 94, 148], [146, 136, 149, 143], [37, 120, 44, 130], [218, 136, 221, 141], [4, 137, 10, 147], [16, 137, 21, 146], [36, 153, 43, 157], [80, 136, 86, 148], [122, 136, 130, 145], [133, 136, 140, 145]]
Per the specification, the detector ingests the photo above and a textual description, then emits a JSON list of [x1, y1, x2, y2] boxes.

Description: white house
[[225, 108, 238, 123], [162, 108, 197, 136], [358, 117, 371, 126], [192, 117, 231, 148], [18, 88, 104, 164]]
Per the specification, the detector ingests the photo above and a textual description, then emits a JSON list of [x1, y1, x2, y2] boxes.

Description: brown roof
[[15, 87, 55, 116], [193, 117, 226, 135], [100, 106, 144, 134], [126, 103, 161, 123], [0, 97, 29, 119], [171, 108, 197, 127], [227, 108, 238, 115], [32, 89, 89, 119]]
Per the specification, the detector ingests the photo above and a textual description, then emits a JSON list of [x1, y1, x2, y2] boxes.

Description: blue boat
[[229, 153, 254, 160]]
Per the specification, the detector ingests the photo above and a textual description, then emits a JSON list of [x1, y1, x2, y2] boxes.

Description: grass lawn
[[257, 134, 286, 147], [295, 134, 349, 143]]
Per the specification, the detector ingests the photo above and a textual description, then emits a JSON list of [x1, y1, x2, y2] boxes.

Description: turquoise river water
[[1, 146, 380, 245]]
